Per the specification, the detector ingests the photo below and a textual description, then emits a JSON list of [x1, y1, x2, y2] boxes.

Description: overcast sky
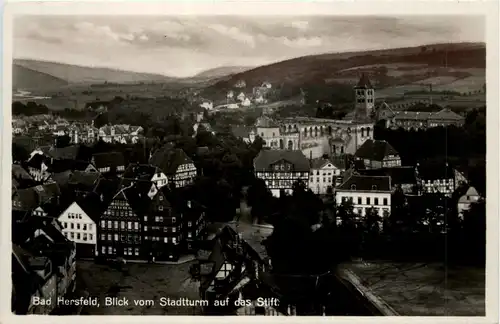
[[13, 16, 484, 78]]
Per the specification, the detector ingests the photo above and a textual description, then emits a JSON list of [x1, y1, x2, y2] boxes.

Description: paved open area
[[339, 261, 485, 316], [77, 260, 203, 315]]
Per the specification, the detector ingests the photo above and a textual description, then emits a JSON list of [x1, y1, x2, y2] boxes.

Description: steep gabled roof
[[355, 73, 373, 89], [429, 108, 465, 121], [12, 164, 33, 181], [254, 150, 310, 172], [76, 193, 104, 223], [354, 139, 399, 161], [149, 145, 193, 175], [337, 175, 391, 192]]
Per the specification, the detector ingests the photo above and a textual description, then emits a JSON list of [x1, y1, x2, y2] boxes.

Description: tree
[[12, 143, 30, 163]]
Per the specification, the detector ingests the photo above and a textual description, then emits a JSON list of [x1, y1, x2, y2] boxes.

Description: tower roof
[[356, 73, 373, 89]]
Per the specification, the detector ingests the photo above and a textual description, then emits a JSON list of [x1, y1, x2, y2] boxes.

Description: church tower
[[354, 73, 375, 120]]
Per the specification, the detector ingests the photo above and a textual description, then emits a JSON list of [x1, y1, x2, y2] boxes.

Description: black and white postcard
[[2, 1, 499, 323]]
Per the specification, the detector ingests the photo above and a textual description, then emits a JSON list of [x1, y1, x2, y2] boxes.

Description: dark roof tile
[[355, 139, 399, 161], [254, 150, 310, 172], [337, 175, 391, 192]]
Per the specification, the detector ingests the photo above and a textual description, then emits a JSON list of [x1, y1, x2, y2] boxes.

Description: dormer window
[[350, 184, 356, 190], [372, 185, 378, 190]]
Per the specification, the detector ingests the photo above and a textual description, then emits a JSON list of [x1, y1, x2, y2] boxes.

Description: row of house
[[252, 143, 476, 219], [12, 215, 77, 314], [13, 141, 203, 261]]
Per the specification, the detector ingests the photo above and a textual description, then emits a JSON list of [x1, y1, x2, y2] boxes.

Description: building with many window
[[335, 175, 392, 217], [308, 156, 346, 194], [57, 193, 101, 258], [98, 184, 147, 259], [253, 150, 310, 198]]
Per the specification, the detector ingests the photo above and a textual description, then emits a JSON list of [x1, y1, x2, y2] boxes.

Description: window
[[108, 247, 112, 254], [188, 232, 192, 238], [351, 184, 356, 190], [83, 233, 88, 241], [70, 223, 74, 229], [70, 232, 74, 239], [76, 223, 80, 230], [83, 224, 87, 231], [128, 222, 132, 230], [107, 221, 112, 228], [188, 221, 192, 227], [114, 234, 118, 241], [107, 234, 112, 241], [121, 221, 125, 229], [114, 221, 118, 229], [159, 196, 163, 201], [101, 234, 106, 240], [164, 237, 169, 243], [371, 185, 378, 190], [172, 227, 176, 233], [134, 222, 139, 230], [172, 238, 177, 244], [77, 233, 81, 240], [374, 198, 379, 205], [135, 248, 139, 256], [89, 224, 93, 231], [357, 197, 362, 204], [159, 206, 163, 211], [144, 216, 148, 222], [383, 198, 388, 206], [102, 246, 106, 254], [366, 197, 371, 205], [89, 234, 93, 240], [155, 216, 160, 222], [172, 217, 176, 223]]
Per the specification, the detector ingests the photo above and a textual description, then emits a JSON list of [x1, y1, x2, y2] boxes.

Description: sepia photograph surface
[[3, 1, 499, 322]]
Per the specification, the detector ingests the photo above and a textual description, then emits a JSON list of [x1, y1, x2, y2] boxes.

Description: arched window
[[361, 128, 365, 137], [351, 184, 357, 190], [372, 185, 378, 190], [314, 127, 318, 137], [303, 128, 307, 137], [288, 140, 293, 150], [367, 127, 371, 137]]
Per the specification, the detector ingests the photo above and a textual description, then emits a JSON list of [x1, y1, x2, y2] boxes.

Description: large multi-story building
[[308, 156, 346, 194], [253, 149, 310, 197], [378, 107, 465, 130], [335, 175, 392, 218], [250, 74, 377, 160]]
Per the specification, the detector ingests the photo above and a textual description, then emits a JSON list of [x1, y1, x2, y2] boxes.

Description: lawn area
[[339, 261, 485, 316], [77, 260, 203, 315]]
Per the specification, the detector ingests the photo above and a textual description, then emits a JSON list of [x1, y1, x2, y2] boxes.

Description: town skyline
[[14, 15, 484, 78]]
